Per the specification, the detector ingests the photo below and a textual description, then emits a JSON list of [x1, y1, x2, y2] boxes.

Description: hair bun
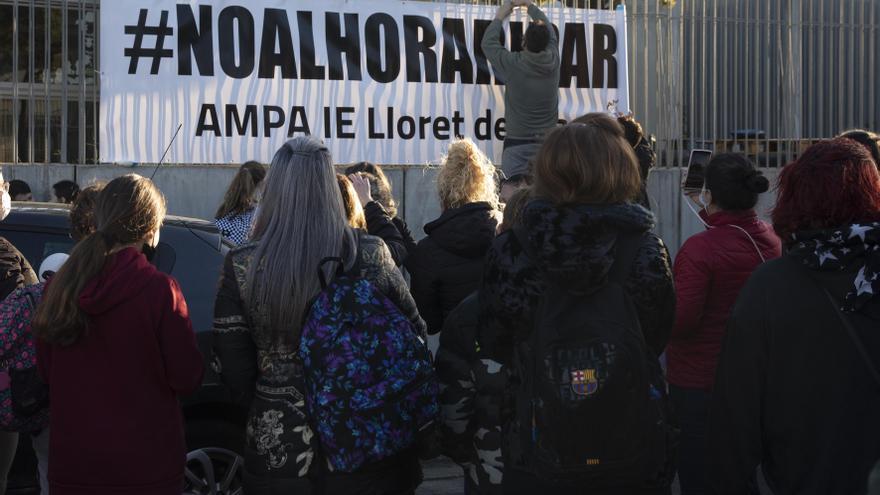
[[747, 173, 770, 193]]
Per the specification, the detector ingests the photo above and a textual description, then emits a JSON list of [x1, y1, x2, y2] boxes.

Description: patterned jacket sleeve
[[478, 232, 536, 364], [0, 238, 38, 299], [435, 294, 478, 464], [360, 236, 428, 338], [213, 252, 258, 407], [625, 233, 676, 356]]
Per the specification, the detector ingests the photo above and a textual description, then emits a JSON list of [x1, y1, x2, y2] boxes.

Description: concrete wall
[[0, 164, 781, 257]]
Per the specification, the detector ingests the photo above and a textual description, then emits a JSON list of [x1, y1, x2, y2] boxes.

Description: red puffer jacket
[[667, 210, 781, 390]]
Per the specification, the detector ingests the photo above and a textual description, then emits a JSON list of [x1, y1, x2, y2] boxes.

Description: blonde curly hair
[[437, 138, 499, 210]]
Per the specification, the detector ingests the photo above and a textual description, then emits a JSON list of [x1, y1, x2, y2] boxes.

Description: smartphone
[[682, 150, 713, 191]]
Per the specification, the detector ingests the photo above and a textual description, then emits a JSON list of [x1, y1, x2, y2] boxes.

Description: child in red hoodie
[[33, 174, 204, 495]]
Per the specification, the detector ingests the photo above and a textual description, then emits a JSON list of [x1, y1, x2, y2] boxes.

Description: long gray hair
[[246, 136, 356, 341]]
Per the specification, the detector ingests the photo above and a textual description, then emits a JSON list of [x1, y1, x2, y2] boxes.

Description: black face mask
[[142, 243, 157, 262]]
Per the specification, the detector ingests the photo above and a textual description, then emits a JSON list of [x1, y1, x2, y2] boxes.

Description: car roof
[[7, 202, 217, 232]]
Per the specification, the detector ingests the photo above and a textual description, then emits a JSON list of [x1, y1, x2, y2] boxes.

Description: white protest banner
[[100, 0, 629, 165]]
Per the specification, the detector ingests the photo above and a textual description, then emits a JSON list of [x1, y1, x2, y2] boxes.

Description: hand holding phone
[[682, 149, 712, 192]]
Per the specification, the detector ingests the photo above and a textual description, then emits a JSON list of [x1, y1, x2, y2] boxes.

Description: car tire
[[184, 419, 245, 495]]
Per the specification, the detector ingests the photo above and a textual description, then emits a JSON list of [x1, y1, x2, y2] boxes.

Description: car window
[[152, 242, 176, 274], [0, 229, 178, 276], [0, 231, 74, 271]]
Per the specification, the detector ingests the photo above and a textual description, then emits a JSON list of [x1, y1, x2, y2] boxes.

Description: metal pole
[[838, 1, 845, 134], [28, 0, 34, 165], [711, 0, 717, 153], [62, 0, 69, 164], [78, 0, 85, 165], [91, 0, 98, 164], [12, 0, 18, 165], [44, 1, 50, 164]]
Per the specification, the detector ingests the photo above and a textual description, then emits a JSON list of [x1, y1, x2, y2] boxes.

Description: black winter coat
[[477, 200, 675, 493], [710, 255, 880, 495], [406, 202, 499, 335], [436, 292, 506, 495], [363, 201, 417, 267], [479, 200, 675, 364]]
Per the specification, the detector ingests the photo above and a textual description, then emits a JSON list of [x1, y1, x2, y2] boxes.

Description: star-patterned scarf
[[788, 223, 880, 312]]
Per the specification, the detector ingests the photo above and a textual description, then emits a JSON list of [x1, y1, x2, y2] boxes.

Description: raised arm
[[481, 1, 517, 77], [522, 2, 558, 50]]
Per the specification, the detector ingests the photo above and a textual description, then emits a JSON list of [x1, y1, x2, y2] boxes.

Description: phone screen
[[683, 150, 712, 191]]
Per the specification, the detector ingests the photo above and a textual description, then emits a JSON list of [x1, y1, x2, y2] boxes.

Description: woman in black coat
[[406, 138, 501, 335], [709, 138, 880, 495], [213, 137, 427, 495], [478, 115, 676, 495], [345, 162, 417, 266]]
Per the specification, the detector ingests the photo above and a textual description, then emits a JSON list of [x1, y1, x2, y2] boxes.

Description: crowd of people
[[0, 0, 876, 494], [4, 179, 81, 204], [2, 123, 868, 495]]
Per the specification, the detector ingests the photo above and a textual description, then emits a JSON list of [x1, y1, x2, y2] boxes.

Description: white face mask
[[0, 190, 11, 222], [698, 184, 710, 210]]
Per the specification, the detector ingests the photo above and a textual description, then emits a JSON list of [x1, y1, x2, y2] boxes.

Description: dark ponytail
[[705, 153, 768, 211], [215, 161, 267, 219], [33, 175, 166, 346]]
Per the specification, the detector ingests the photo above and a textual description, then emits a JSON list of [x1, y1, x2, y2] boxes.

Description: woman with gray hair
[[212, 136, 428, 494]]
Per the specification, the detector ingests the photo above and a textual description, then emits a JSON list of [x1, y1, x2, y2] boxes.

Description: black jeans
[[669, 385, 712, 495]]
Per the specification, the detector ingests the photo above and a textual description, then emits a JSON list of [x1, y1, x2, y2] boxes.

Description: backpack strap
[[317, 257, 345, 290], [821, 289, 880, 389], [607, 231, 645, 285], [790, 257, 880, 390], [316, 230, 366, 289]]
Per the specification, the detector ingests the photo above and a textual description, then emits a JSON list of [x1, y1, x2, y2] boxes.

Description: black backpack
[[505, 231, 675, 487]]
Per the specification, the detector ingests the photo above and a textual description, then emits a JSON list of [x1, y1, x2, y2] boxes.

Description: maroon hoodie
[[36, 248, 204, 495]]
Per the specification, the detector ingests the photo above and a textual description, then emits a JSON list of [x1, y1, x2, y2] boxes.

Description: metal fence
[[565, 0, 880, 167], [0, 0, 99, 165], [1, 0, 878, 166]]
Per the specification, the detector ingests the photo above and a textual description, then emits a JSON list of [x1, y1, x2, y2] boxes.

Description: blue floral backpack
[[0, 283, 50, 433], [299, 256, 439, 473]]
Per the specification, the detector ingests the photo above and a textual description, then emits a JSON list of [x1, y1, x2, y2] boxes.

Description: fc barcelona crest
[[571, 369, 599, 396]]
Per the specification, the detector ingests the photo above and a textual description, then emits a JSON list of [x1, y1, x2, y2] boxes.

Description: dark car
[[0, 203, 245, 494]]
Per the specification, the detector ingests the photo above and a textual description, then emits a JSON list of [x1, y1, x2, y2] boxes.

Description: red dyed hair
[[772, 138, 880, 243]]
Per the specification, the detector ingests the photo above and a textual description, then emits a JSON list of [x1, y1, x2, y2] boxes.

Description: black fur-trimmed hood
[[517, 200, 656, 293]]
